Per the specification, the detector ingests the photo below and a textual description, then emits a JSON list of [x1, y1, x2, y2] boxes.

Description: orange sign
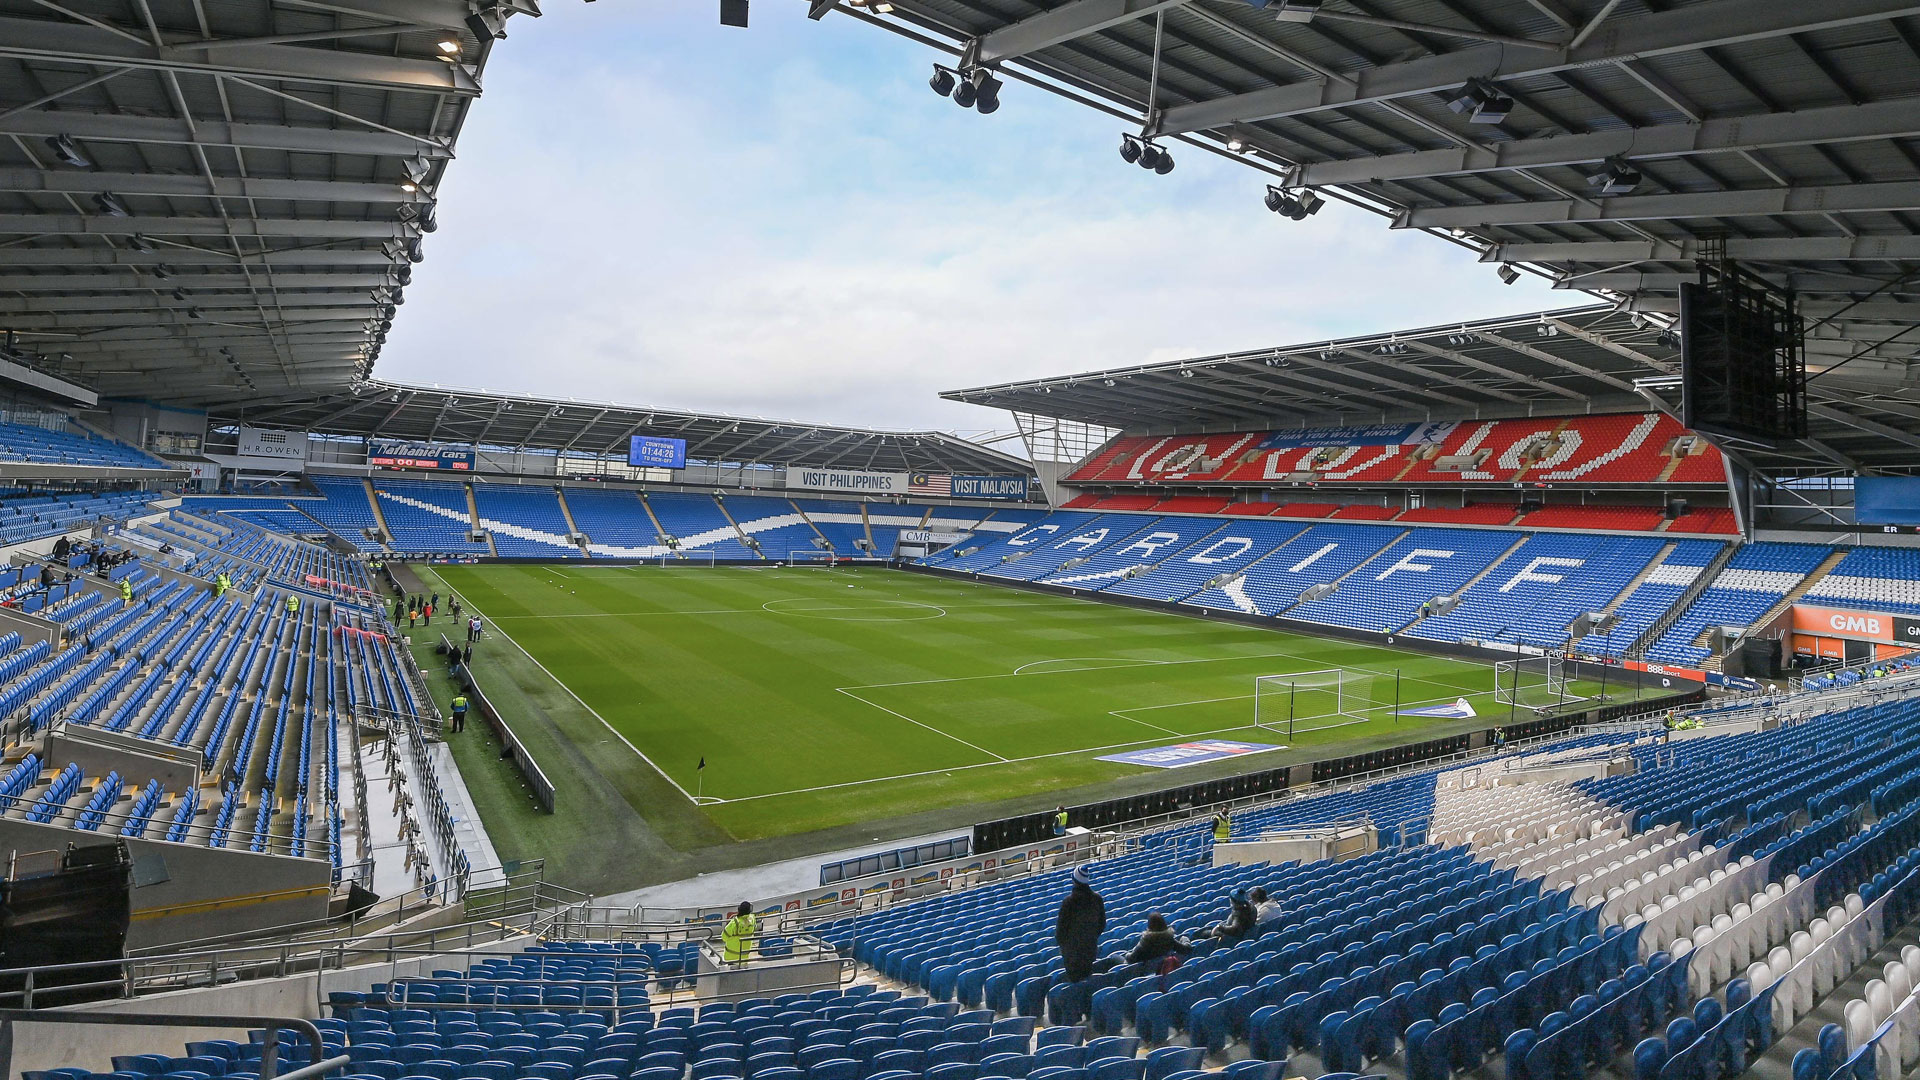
[[1790, 605, 1920, 645]]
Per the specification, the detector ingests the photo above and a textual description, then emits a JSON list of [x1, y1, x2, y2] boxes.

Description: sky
[[379, 1, 1564, 436]]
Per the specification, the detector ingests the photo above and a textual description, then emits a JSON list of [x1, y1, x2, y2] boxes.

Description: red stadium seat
[[1395, 503, 1521, 525], [1518, 505, 1667, 531]]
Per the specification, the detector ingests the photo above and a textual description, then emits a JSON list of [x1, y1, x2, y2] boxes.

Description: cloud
[[381, 4, 1565, 435]]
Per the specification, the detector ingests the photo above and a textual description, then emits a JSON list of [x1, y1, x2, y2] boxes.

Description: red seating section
[[1222, 501, 1281, 516], [1061, 494, 1100, 509], [1519, 505, 1668, 532], [1151, 496, 1233, 514], [1667, 508, 1739, 534], [1327, 505, 1400, 520], [1089, 494, 1159, 510], [1064, 413, 1729, 488], [1397, 504, 1521, 525], [1272, 502, 1339, 518]]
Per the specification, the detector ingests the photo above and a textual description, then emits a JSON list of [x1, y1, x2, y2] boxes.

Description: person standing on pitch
[[722, 901, 758, 965], [1054, 865, 1106, 983], [450, 692, 468, 733]]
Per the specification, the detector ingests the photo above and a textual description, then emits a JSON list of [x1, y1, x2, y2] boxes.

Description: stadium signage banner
[[629, 435, 688, 469], [1256, 421, 1457, 450], [237, 425, 309, 461], [951, 475, 1029, 500], [1097, 739, 1281, 769], [1791, 604, 1920, 645], [900, 530, 967, 544], [784, 467, 910, 494], [369, 440, 474, 471]]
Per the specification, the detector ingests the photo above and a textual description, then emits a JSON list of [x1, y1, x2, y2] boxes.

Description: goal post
[[1494, 653, 1587, 711], [1253, 668, 1394, 738], [656, 550, 718, 567], [786, 550, 837, 566]]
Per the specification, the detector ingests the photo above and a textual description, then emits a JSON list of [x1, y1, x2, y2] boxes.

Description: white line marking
[[761, 597, 947, 621], [492, 609, 765, 619], [834, 688, 1008, 763], [422, 569, 703, 804], [1011, 657, 1172, 676]]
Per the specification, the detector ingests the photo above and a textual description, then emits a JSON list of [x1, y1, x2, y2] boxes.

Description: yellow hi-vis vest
[[722, 913, 758, 964], [1213, 814, 1231, 841], [288, 595, 300, 613]]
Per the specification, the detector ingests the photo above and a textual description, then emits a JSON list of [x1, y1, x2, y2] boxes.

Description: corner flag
[[698, 757, 706, 771]]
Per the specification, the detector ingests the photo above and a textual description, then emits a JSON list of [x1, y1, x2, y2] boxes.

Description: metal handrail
[[0, 1007, 342, 1080]]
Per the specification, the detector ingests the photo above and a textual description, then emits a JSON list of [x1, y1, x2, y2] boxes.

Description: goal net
[[1494, 653, 1586, 710], [786, 550, 836, 566], [1253, 669, 1391, 737], [656, 550, 718, 567]]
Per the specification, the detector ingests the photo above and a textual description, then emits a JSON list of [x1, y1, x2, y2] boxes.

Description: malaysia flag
[[909, 472, 952, 496]]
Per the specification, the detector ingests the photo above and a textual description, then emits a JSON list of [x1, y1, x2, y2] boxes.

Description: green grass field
[[424, 563, 1650, 844]]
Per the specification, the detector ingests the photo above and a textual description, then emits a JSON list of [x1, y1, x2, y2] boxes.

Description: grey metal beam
[[1315, 349, 1493, 407], [1400, 339, 1589, 399], [1287, 96, 1920, 187], [1540, 317, 1676, 373], [0, 167, 409, 204], [0, 272, 391, 291], [0, 293, 382, 314], [1490, 234, 1920, 263], [0, 111, 451, 158], [1566, 270, 1903, 293], [1153, 0, 1920, 136], [1472, 331, 1640, 393], [0, 250, 394, 267], [0, 15, 480, 96], [1808, 403, 1920, 449], [0, 214, 409, 239], [976, 0, 1194, 65], [1403, 180, 1920, 230]]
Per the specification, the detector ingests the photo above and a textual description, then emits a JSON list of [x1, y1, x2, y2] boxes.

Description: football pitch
[[428, 564, 1650, 840]]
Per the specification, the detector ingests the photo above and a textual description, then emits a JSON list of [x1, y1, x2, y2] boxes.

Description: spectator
[[450, 693, 468, 733], [452, 596, 462, 618], [1250, 886, 1281, 923], [1054, 865, 1106, 983], [1125, 913, 1191, 970], [462, 643, 473, 664], [722, 901, 758, 965], [1205, 889, 1257, 942]]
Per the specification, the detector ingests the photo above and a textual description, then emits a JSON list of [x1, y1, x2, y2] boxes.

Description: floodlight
[[92, 191, 130, 217], [930, 65, 956, 97], [436, 38, 461, 54], [1585, 156, 1641, 196], [47, 134, 90, 168], [971, 70, 1002, 114], [1119, 135, 1141, 164], [952, 78, 977, 108], [1497, 263, 1520, 285]]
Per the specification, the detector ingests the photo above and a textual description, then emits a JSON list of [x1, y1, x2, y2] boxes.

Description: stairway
[[1600, 543, 1677, 618], [1627, 541, 1739, 657], [1395, 534, 1532, 636], [1748, 548, 1850, 633], [713, 497, 760, 559], [1278, 527, 1414, 613], [554, 488, 593, 556], [362, 478, 396, 544]]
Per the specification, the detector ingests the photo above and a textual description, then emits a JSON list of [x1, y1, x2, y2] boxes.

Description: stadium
[[5, 6, 1920, 1080]]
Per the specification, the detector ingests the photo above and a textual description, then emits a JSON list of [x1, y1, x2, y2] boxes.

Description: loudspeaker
[[1666, 499, 1690, 519]]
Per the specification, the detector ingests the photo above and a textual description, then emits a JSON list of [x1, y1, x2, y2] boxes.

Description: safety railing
[[0, 1008, 344, 1080]]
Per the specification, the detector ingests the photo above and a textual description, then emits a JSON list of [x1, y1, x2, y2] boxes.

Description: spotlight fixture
[[1225, 134, 1249, 153], [436, 38, 461, 54], [171, 288, 191, 301], [127, 234, 153, 252], [1272, 0, 1321, 21], [401, 182, 417, 193], [404, 156, 433, 184], [1496, 263, 1520, 285], [1442, 78, 1513, 124], [150, 264, 172, 280], [1263, 185, 1322, 220], [929, 65, 956, 97], [953, 75, 976, 108], [1179, 368, 1194, 378], [395, 265, 413, 286], [186, 306, 203, 319], [1120, 135, 1174, 174], [1584, 155, 1642, 196], [419, 203, 438, 232], [970, 69, 1002, 114], [92, 191, 130, 217], [46, 133, 91, 168], [407, 237, 425, 263]]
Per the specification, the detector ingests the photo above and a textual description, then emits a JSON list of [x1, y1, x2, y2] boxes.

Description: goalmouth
[[786, 550, 838, 567], [1494, 652, 1589, 712], [1253, 668, 1398, 738]]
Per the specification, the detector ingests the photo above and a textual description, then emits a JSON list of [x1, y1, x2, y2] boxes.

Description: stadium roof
[[833, 0, 1920, 393], [0, 0, 537, 407], [224, 380, 1035, 474], [943, 303, 1920, 474]]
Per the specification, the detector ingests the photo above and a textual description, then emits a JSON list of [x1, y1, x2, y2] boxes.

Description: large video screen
[[629, 435, 687, 469], [1856, 477, 1920, 526]]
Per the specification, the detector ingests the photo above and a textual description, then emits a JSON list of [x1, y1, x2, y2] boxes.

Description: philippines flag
[[909, 472, 953, 496]]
